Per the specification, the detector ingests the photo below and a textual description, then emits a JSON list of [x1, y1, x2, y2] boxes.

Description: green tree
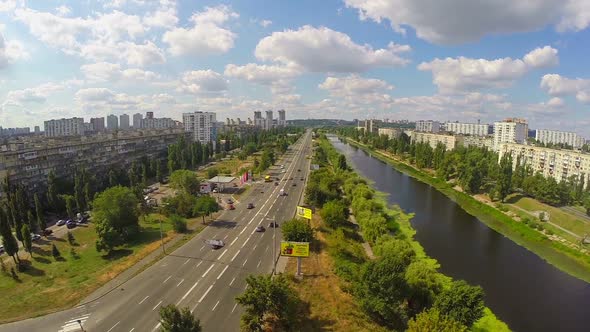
[[62, 194, 76, 218], [585, 195, 590, 216], [405, 260, 444, 315], [170, 215, 188, 233], [407, 309, 467, 332], [163, 192, 198, 218], [169, 170, 200, 195], [21, 224, 32, 257], [282, 218, 313, 242], [193, 195, 219, 224], [235, 274, 299, 332], [74, 170, 85, 212], [47, 170, 58, 209], [156, 160, 163, 183], [109, 169, 118, 187], [0, 209, 20, 264], [434, 280, 485, 328], [84, 182, 92, 210], [337, 154, 348, 170], [207, 168, 219, 179], [320, 200, 348, 228], [159, 304, 202, 332], [27, 210, 37, 232], [34, 193, 46, 230], [495, 154, 513, 202], [92, 186, 140, 253]]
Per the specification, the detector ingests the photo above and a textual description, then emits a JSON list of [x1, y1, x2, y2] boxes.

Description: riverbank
[[342, 137, 590, 283]]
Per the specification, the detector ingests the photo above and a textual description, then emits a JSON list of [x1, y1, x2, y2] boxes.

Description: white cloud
[[319, 75, 394, 96], [80, 62, 159, 82], [0, 34, 29, 67], [6, 82, 65, 103], [162, 5, 238, 56], [547, 97, 565, 107], [55, 5, 71, 17], [418, 46, 558, 93], [255, 25, 411, 73], [0, 0, 20, 12], [178, 69, 228, 94], [260, 20, 272, 28], [152, 93, 176, 104], [540, 73, 590, 103], [344, 0, 590, 44], [122, 41, 166, 67], [224, 63, 300, 94], [144, 6, 178, 28]]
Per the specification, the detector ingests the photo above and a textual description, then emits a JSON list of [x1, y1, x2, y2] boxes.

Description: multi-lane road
[[1, 130, 313, 332]]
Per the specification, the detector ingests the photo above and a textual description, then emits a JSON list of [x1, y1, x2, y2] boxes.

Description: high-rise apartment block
[[183, 111, 217, 146], [445, 121, 492, 136], [0, 126, 30, 137], [133, 113, 143, 128], [278, 109, 286, 127], [107, 115, 119, 131], [254, 111, 264, 128], [90, 117, 105, 132], [357, 119, 381, 134], [265, 110, 273, 130], [378, 128, 402, 139], [119, 114, 130, 130], [44, 117, 85, 137], [493, 118, 528, 150], [535, 129, 585, 148], [141, 117, 176, 129], [415, 120, 441, 133], [411, 132, 464, 150]]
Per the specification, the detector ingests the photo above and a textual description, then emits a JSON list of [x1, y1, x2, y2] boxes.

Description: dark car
[[297, 169, 301, 172], [300, 178, 304, 181], [274, 182, 279, 186], [269, 222, 278, 228], [289, 177, 293, 180], [66, 220, 77, 229], [255, 225, 266, 232], [42, 229, 53, 236], [292, 183, 297, 186], [247, 203, 255, 209]]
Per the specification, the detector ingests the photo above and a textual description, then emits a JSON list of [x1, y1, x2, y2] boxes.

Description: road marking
[[138, 295, 149, 304], [253, 243, 257, 250], [202, 264, 214, 278], [231, 249, 240, 262], [231, 303, 238, 313], [241, 236, 251, 248], [217, 265, 229, 280], [230, 237, 238, 246], [152, 322, 161, 331], [59, 314, 90, 332], [198, 284, 214, 303], [230, 277, 236, 286], [200, 244, 206, 251], [178, 280, 200, 304], [265, 245, 269, 253], [217, 249, 228, 260], [239, 227, 247, 235], [107, 321, 120, 332], [177, 279, 184, 287], [183, 258, 190, 265], [130, 329, 135, 332], [212, 300, 220, 311], [223, 234, 229, 240], [163, 275, 171, 283], [242, 258, 248, 266], [257, 260, 262, 268], [152, 300, 162, 311], [196, 261, 203, 268]]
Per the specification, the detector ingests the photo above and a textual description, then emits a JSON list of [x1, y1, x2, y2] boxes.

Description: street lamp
[[76, 319, 85, 332]]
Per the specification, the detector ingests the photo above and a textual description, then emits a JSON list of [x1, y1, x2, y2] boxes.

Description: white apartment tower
[[265, 110, 273, 130], [254, 111, 264, 128], [107, 114, 119, 131], [493, 118, 528, 150], [133, 113, 143, 129], [445, 121, 492, 136], [535, 129, 585, 148], [44, 117, 85, 137], [119, 114, 130, 130], [415, 120, 441, 133], [278, 109, 286, 127], [183, 111, 217, 147]]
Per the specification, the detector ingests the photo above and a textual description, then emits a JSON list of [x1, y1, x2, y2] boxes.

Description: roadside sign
[[280, 241, 309, 257], [296, 206, 312, 220]]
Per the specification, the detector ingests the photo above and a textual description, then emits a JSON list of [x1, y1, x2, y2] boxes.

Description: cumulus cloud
[[344, 0, 590, 44], [540, 73, 590, 103], [418, 46, 558, 93], [224, 63, 300, 94], [163, 5, 238, 56], [319, 75, 394, 95], [178, 69, 228, 94], [80, 62, 159, 82], [0, 34, 29, 67], [144, 6, 178, 28], [0, 0, 21, 12], [55, 5, 71, 17], [255, 25, 410, 73], [6, 82, 65, 104]]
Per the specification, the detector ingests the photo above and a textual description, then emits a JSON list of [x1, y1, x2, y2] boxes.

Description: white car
[[56, 219, 66, 226]]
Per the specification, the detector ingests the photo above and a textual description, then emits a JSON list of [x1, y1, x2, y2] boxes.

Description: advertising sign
[[280, 241, 310, 257], [296, 206, 312, 220]]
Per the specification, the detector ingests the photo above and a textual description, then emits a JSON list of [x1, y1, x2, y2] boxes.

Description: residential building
[[119, 114, 130, 130], [146, 111, 154, 119], [0, 126, 30, 137], [378, 127, 402, 139], [183, 111, 217, 146], [499, 143, 590, 189], [357, 119, 381, 134], [265, 110, 273, 130], [107, 114, 119, 131], [493, 118, 528, 150], [253, 111, 264, 128], [34, 126, 40, 134], [141, 117, 176, 129], [90, 117, 105, 132], [411, 132, 464, 150], [44, 117, 85, 137], [415, 120, 441, 133], [445, 121, 492, 136], [133, 113, 143, 128], [278, 109, 286, 127], [463, 135, 494, 149], [535, 129, 585, 148]]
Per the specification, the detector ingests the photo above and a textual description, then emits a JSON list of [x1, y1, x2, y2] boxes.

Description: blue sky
[[1, 0, 589, 136]]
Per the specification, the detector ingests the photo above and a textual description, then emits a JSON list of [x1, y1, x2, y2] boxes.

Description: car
[[247, 203, 255, 209], [255, 225, 266, 232], [31, 233, 41, 242], [279, 189, 287, 196], [300, 178, 304, 181], [289, 177, 293, 180], [0, 245, 4, 254], [205, 239, 225, 249], [56, 219, 67, 226], [274, 181, 279, 186], [297, 169, 301, 172], [66, 220, 77, 229], [269, 222, 278, 228], [42, 229, 53, 236], [281, 170, 286, 173], [228, 204, 235, 210], [212, 188, 218, 193], [227, 198, 234, 204], [292, 183, 297, 187]]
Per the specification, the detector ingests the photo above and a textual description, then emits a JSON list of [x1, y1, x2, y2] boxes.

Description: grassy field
[[0, 214, 203, 323]]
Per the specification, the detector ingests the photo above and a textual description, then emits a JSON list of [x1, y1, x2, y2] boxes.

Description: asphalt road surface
[[0, 129, 313, 332]]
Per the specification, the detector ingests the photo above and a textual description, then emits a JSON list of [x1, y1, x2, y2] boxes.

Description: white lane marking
[[217, 265, 229, 280], [223, 234, 229, 240], [239, 227, 247, 235], [230, 277, 236, 286], [178, 280, 200, 304], [183, 258, 190, 265], [138, 295, 149, 304], [230, 237, 238, 246], [177, 279, 185, 287], [163, 275, 171, 283], [63, 314, 90, 324], [231, 249, 240, 262], [106, 321, 120, 332], [198, 284, 214, 303], [196, 261, 203, 268], [217, 249, 228, 260], [212, 300, 221, 311], [253, 243, 257, 250], [130, 329, 135, 332], [265, 246, 269, 253], [200, 244, 206, 251], [152, 322, 161, 331], [241, 236, 251, 248], [257, 260, 262, 268], [59, 314, 90, 332], [152, 300, 163, 311], [242, 258, 248, 266], [231, 303, 238, 313], [202, 264, 214, 278]]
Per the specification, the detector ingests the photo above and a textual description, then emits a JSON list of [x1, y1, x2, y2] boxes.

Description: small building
[[207, 176, 237, 192]]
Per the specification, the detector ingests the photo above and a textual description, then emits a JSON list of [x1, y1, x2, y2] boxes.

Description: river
[[330, 136, 590, 332]]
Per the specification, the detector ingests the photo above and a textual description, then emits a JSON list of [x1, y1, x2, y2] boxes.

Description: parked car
[[42, 229, 53, 236], [300, 177, 304, 181], [66, 220, 77, 229], [31, 233, 41, 242], [227, 198, 234, 204], [247, 203, 254, 209], [292, 183, 297, 187], [274, 181, 279, 186], [0, 245, 5, 254], [297, 169, 301, 172], [255, 225, 266, 232], [228, 204, 235, 210], [56, 219, 67, 226]]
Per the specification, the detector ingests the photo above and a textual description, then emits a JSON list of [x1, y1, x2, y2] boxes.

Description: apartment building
[[357, 119, 381, 134], [278, 109, 287, 127], [535, 129, 585, 148], [378, 127, 402, 139], [499, 143, 590, 189], [265, 110, 274, 130], [415, 120, 441, 133], [0, 128, 186, 196], [44, 117, 85, 137], [463, 135, 494, 149], [445, 121, 492, 136], [119, 114, 130, 130], [141, 117, 176, 129], [183, 111, 217, 146], [493, 118, 528, 150], [411, 132, 464, 150], [0, 126, 30, 137], [107, 114, 118, 131], [253, 111, 264, 128], [133, 113, 143, 128], [90, 117, 105, 132]]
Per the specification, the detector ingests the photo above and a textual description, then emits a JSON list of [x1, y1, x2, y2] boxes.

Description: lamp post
[[76, 319, 85, 332]]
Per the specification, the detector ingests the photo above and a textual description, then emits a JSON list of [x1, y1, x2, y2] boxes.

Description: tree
[[169, 170, 200, 195], [235, 274, 299, 331], [170, 215, 188, 233], [163, 192, 198, 218], [27, 210, 37, 232], [159, 304, 202, 332], [47, 170, 58, 209], [585, 195, 590, 216], [407, 309, 467, 332], [93, 186, 140, 253], [0, 209, 20, 264], [337, 154, 348, 170], [434, 280, 485, 328], [21, 224, 32, 257], [207, 168, 219, 179], [282, 218, 313, 242], [495, 154, 513, 202], [109, 169, 118, 187], [193, 195, 219, 224], [34, 193, 46, 230], [156, 160, 163, 183], [320, 200, 348, 228], [62, 194, 76, 218], [405, 260, 444, 314]]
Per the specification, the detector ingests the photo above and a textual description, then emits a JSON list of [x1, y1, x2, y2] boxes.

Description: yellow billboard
[[280, 241, 310, 257], [296, 206, 312, 220]]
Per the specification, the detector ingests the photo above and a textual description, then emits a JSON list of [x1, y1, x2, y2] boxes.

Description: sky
[[1, 0, 589, 136]]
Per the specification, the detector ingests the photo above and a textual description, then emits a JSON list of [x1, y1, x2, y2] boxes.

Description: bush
[[207, 168, 219, 179], [170, 215, 188, 233]]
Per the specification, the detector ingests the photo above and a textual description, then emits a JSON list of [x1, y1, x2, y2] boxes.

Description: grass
[[344, 138, 590, 283], [0, 213, 198, 323]]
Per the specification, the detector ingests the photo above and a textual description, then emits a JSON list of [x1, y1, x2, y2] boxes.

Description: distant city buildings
[[265, 110, 273, 130], [250, 110, 287, 129], [278, 109, 286, 127], [44, 117, 85, 137], [107, 114, 119, 131], [535, 129, 585, 148], [445, 121, 492, 136], [357, 119, 381, 134], [0, 126, 31, 137], [415, 120, 441, 133], [378, 127, 402, 139], [183, 111, 217, 147], [90, 117, 105, 132], [411, 132, 464, 150], [119, 114, 130, 130], [133, 113, 143, 128]]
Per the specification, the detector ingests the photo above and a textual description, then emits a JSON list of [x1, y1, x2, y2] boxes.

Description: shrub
[[170, 215, 188, 233]]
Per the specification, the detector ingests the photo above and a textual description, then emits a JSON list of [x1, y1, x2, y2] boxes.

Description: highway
[[0, 129, 313, 332]]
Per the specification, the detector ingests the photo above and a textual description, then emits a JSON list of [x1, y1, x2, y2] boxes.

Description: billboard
[[280, 241, 310, 257], [296, 206, 312, 220]]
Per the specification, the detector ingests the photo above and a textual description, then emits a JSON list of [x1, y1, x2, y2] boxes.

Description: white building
[[265, 110, 273, 130], [183, 111, 217, 146], [463, 135, 494, 149], [44, 117, 85, 137], [493, 118, 528, 150], [119, 114, 130, 130], [411, 132, 464, 150], [535, 129, 585, 148], [141, 117, 176, 129], [133, 113, 143, 129], [107, 115, 119, 131], [278, 109, 286, 127], [415, 120, 441, 133], [378, 128, 402, 139], [445, 121, 492, 136]]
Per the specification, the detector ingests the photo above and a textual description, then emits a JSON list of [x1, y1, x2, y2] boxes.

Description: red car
[[228, 204, 235, 210]]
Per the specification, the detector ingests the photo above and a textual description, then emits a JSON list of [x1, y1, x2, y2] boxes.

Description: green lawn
[[0, 214, 193, 323]]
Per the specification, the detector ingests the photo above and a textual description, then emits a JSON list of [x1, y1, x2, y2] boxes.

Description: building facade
[[463, 135, 494, 149], [133, 113, 143, 128], [107, 114, 119, 131], [499, 143, 590, 189], [44, 117, 85, 137], [183, 111, 217, 146], [445, 121, 492, 136], [493, 118, 528, 150], [411, 132, 464, 150], [265, 110, 273, 130], [415, 120, 441, 133], [378, 127, 402, 139], [90, 117, 105, 132], [535, 129, 585, 148], [253, 111, 264, 128], [119, 114, 130, 130], [278, 109, 286, 127]]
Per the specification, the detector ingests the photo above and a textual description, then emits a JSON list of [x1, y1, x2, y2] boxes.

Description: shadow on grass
[[506, 194, 526, 204], [32, 246, 52, 257], [18, 259, 46, 277], [101, 249, 133, 261], [48, 236, 66, 243], [32, 255, 52, 264], [292, 289, 337, 331]]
